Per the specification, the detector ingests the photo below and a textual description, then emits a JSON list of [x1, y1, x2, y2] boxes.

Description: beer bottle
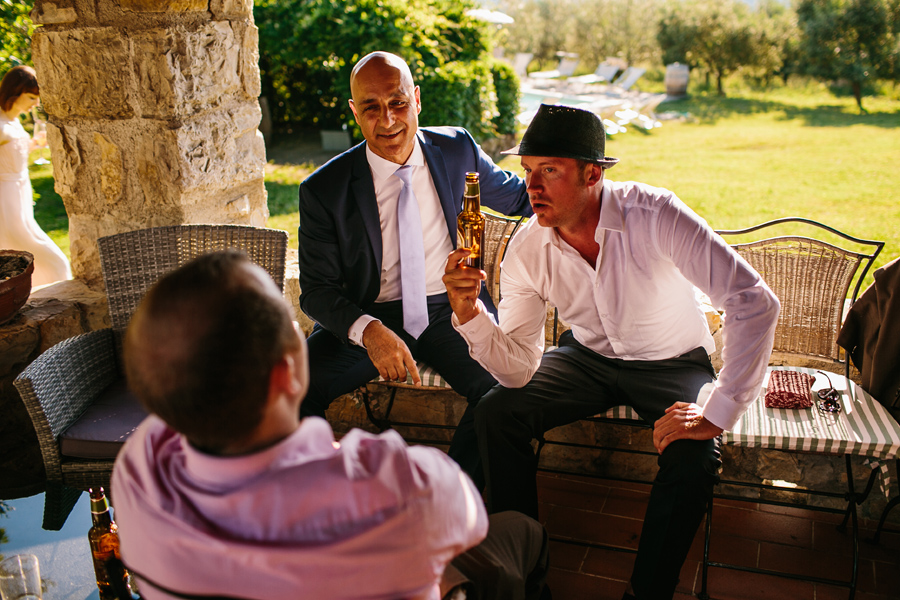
[[457, 172, 485, 270], [88, 488, 132, 599]]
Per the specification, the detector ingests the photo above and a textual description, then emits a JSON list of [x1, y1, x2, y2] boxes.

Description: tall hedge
[[254, 0, 520, 142]]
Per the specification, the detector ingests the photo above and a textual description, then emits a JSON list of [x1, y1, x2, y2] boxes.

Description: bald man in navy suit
[[298, 52, 532, 487]]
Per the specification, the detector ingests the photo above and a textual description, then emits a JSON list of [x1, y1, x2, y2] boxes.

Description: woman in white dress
[[1, 65, 71, 287]]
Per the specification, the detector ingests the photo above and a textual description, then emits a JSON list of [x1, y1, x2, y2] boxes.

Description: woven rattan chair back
[[483, 213, 524, 306], [99, 224, 288, 346], [716, 218, 883, 371]]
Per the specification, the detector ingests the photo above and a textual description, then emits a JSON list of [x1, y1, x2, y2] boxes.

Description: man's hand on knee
[[652, 402, 723, 454], [363, 321, 421, 385]]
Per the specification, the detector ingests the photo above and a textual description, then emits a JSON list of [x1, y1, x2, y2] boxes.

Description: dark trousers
[[475, 331, 721, 599], [301, 296, 497, 489], [442, 511, 552, 600]]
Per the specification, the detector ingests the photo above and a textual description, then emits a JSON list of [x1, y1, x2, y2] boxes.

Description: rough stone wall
[[30, 0, 267, 285]]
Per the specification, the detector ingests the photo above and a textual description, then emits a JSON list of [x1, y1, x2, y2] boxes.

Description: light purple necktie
[[394, 165, 429, 338]]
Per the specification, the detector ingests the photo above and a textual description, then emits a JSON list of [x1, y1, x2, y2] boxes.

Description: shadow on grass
[[661, 95, 899, 128]]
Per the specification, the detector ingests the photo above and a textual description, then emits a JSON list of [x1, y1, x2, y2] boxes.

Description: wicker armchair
[[14, 225, 288, 529], [715, 217, 883, 376], [360, 213, 524, 434]]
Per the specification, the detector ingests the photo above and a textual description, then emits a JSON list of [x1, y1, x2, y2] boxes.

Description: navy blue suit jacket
[[298, 127, 532, 343]]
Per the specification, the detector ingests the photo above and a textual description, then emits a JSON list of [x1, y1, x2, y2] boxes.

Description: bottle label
[[92, 532, 121, 561]]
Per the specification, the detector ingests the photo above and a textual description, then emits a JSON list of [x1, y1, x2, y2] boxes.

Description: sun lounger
[[511, 52, 533, 76], [529, 54, 580, 79], [611, 66, 646, 91], [568, 63, 620, 85]]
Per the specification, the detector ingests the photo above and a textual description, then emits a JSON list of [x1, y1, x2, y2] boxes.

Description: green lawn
[[29, 148, 70, 256], [30, 83, 899, 292], [265, 162, 314, 248]]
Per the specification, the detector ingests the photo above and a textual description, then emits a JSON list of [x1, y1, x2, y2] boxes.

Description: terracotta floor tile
[[814, 520, 900, 564], [600, 486, 651, 520], [709, 504, 814, 548], [548, 539, 589, 571], [540, 484, 609, 513], [545, 567, 625, 599], [580, 546, 636, 581], [545, 505, 643, 550], [677, 559, 700, 594], [871, 557, 900, 597], [534, 474, 900, 600], [861, 527, 900, 562], [701, 568, 815, 600], [757, 540, 854, 582], [700, 532, 760, 568]]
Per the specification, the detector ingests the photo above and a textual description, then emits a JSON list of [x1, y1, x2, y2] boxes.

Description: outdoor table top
[[2, 492, 99, 599], [726, 366, 900, 459], [600, 366, 900, 461]]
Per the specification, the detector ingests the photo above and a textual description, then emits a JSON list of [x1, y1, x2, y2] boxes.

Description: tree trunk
[[717, 72, 725, 96], [852, 81, 866, 113]]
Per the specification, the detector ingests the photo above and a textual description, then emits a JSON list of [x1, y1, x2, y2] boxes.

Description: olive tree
[[657, 0, 784, 95], [796, 0, 900, 111], [503, 0, 573, 69], [503, 0, 663, 72]]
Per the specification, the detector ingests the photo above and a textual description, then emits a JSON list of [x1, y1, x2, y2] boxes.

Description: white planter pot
[[320, 129, 351, 151]]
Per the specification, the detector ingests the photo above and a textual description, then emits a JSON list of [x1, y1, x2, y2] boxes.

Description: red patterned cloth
[[765, 371, 815, 409]]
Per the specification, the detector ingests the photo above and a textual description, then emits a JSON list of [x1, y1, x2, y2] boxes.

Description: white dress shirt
[[454, 179, 780, 431], [113, 416, 487, 600], [348, 140, 454, 345]]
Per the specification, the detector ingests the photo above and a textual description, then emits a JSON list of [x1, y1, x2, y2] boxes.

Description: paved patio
[[538, 472, 900, 599]]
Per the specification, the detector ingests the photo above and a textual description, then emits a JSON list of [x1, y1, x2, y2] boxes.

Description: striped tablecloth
[[596, 366, 900, 496], [596, 367, 900, 459], [725, 367, 900, 460]]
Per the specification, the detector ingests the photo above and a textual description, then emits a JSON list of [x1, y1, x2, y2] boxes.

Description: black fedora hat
[[502, 104, 619, 168]]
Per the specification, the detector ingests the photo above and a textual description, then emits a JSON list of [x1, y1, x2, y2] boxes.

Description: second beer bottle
[[457, 171, 485, 270], [88, 488, 133, 600]]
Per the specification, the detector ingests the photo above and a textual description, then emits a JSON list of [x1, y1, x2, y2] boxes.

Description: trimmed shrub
[[255, 0, 518, 142]]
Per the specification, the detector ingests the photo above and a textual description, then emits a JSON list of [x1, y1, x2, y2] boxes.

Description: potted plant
[[0, 250, 35, 326]]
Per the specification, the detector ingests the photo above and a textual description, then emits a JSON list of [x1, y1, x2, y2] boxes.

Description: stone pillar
[[30, 0, 267, 285]]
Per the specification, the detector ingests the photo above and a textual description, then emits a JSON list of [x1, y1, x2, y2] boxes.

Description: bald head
[[350, 51, 414, 97], [348, 51, 421, 164]]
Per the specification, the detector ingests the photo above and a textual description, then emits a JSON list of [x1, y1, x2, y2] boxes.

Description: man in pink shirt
[[112, 250, 549, 600]]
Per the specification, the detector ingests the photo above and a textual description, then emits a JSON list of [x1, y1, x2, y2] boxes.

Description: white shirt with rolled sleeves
[[453, 179, 780, 431]]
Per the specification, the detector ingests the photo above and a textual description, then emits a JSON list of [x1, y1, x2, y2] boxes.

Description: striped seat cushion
[[374, 362, 450, 389]]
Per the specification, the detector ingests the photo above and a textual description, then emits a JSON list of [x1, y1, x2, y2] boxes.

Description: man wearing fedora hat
[[443, 104, 780, 599]]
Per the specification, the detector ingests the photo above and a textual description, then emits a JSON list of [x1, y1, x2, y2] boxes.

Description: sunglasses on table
[[816, 370, 842, 415]]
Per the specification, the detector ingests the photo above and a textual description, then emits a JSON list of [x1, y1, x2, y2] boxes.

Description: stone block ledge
[[326, 384, 899, 527]]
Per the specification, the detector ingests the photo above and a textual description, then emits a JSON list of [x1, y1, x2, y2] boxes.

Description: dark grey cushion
[[59, 378, 148, 459]]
